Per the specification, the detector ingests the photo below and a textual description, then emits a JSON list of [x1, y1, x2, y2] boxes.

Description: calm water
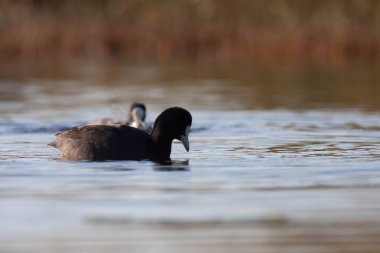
[[1, 64, 380, 253]]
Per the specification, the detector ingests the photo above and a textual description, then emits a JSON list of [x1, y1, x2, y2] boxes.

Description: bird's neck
[[150, 130, 172, 161]]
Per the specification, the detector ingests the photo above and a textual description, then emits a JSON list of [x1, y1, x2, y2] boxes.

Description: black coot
[[49, 107, 192, 162]]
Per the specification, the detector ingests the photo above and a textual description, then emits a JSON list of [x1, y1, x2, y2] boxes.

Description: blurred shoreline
[[0, 0, 380, 66]]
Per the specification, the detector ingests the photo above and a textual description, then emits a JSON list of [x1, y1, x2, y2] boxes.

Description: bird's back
[[49, 125, 152, 161]]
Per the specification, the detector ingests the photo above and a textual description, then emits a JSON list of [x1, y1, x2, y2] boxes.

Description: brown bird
[[86, 102, 149, 131]]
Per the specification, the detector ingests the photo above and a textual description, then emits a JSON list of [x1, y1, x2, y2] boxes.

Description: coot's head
[[128, 102, 147, 128], [151, 107, 192, 151]]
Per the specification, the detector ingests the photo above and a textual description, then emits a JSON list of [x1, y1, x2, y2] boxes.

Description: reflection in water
[[154, 160, 190, 172], [344, 123, 380, 131], [1, 64, 380, 114], [1, 65, 380, 253]]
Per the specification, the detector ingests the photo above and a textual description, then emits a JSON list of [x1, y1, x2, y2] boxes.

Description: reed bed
[[0, 0, 380, 65]]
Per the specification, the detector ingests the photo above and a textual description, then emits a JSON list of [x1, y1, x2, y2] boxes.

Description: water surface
[[1, 65, 380, 253]]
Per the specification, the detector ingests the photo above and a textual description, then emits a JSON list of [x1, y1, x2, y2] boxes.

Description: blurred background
[[1, 0, 380, 111], [1, 1, 380, 253], [1, 0, 380, 65]]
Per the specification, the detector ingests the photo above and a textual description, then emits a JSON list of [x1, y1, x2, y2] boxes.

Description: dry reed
[[0, 0, 380, 66]]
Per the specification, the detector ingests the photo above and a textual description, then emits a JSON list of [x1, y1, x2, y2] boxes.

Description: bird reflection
[[153, 159, 190, 171]]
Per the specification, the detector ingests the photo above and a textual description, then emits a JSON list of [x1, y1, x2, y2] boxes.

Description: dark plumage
[[49, 107, 192, 162]]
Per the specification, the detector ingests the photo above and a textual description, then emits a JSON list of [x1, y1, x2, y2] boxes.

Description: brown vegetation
[[0, 0, 380, 65]]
